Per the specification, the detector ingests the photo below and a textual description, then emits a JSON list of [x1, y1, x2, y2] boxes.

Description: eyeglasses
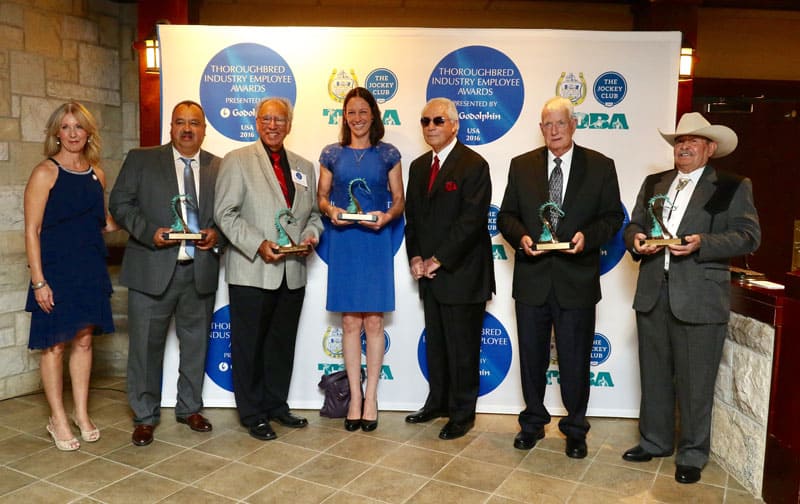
[[259, 115, 288, 125], [420, 116, 447, 127], [541, 120, 570, 130]]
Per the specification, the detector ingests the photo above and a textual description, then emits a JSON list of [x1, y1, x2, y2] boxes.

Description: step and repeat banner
[[158, 25, 680, 417]]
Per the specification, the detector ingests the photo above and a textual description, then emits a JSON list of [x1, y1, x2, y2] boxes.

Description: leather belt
[[177, 259, 194, 266]]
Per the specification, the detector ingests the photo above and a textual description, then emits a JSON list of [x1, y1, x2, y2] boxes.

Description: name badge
[[291, 169, 308, 188]]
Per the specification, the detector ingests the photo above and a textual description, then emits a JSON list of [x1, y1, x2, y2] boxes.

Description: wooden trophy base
[[162, 231, 205, 241], [338, 212, 378, 222], [639, 236, 687, 246], [271, 244, 311, 255], [534, 241, 574, 251]]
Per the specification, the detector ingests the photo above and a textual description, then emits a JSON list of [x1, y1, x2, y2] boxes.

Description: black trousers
[[421, 291, 485, 424], [228, 279, 305, 427], [516, 290, 595, 439]]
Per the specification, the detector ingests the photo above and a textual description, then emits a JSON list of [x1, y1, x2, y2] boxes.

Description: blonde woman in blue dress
[[318, 87, 404, 431]]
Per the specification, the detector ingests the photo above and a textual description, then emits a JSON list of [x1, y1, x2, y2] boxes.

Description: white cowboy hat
[[659, 112, 738, 158]]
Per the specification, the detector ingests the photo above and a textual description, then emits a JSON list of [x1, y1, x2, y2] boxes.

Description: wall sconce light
[[679, 47, 694, 80], [144, 32, 160, 74]]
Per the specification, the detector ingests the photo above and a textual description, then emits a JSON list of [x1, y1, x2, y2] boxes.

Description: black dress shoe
[[513, 428, 545, 450], [675, 465, 702, 484], [405, 408, 444, 424], [565, 436, 588, 459], [344, 418, 361, 431], [272, 412, 308, 428], [622, 445, 653, 462], [249, 420, 276, 441], [438, 420, 474, 440]]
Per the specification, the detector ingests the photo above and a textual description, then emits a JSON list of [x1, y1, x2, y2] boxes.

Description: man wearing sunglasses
[[404, 97, 495, 440], [497, 96, 623, 458]]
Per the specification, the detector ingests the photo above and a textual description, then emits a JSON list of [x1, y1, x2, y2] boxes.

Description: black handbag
[[318, 368, 364, 418]]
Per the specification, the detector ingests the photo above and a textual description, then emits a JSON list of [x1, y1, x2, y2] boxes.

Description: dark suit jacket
[[624, 166, 760, 323], [110, 143, 223, 296], [405, 141, 495, 304], [497, 144, 623, 309]]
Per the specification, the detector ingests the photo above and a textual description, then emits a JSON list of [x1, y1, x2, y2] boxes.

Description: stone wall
[[711, 312, 775, 496], [0, 0, 137, 400]]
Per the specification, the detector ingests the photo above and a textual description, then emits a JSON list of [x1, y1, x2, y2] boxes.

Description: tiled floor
[[0, 376, 763, 503]]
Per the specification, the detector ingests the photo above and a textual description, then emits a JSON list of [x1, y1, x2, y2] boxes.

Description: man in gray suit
[[110, 100, 222, 446], [622, 113, 760, 484], [214, 97, 322, 441]]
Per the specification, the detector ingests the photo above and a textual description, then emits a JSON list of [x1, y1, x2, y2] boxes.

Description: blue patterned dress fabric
[[319, 142, 401, 312], [26, 160, 114, 349]]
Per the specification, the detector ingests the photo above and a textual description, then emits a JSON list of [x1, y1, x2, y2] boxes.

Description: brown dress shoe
[[132, 424, 154, 446], [177, 413, 212, 432]]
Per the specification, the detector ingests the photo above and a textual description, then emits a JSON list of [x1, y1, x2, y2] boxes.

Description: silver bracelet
[[31, 280, 47, 290]]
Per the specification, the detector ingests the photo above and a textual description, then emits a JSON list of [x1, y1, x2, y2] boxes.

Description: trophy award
[[534, 201, 573, 251], [337, 178, 378, 223], [639, 194, 687, 247], [162, 195, 205, 241], [272, 208, 310, 255]]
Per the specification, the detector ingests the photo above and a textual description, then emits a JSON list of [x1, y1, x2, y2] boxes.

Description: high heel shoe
[[344, 418, 362, 431], [361, 400, 378, 432], [71, 414, 100, 443], [47, 418, 80, 451]]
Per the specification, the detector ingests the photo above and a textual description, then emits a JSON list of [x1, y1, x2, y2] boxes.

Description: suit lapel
[[254, 143, 288, 208], [533, 149, 550, 204], [561, 146, 584, 211], [161, 146, 181, 198], [429, 143, 460, 196], [197, 150, 214, 222]]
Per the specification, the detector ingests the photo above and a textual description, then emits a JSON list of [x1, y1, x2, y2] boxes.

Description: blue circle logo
[[426, 45, 524, 145], [199, 43, 296, 142], [205, 305, 233, 392], [599, 203, 629, 275], [487, 205, 500, 238], [593, 71, 627, 108], [590, 332, 612, 366], [360, 329, 391, 356], [416, 312, 512, 396], [365, 68, 398, 104]]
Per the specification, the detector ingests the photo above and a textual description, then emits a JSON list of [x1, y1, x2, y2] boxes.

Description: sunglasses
[[420, 116, 447, 127]]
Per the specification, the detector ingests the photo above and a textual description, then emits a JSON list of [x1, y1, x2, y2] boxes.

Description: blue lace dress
[[26, 159, 114, 349], [319, 142, 401, 312]]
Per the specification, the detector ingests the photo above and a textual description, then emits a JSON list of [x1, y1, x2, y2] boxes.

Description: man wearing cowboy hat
[[622, 112, 760, 484]]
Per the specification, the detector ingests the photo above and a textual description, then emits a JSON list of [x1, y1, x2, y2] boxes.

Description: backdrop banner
[[158, 25, 680, 417]]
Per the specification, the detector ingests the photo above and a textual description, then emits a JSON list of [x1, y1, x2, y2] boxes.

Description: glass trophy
[[272, 208, 310, 254], [639, 194, 686, 246], [534, 201, 573, 250], [337, 178, 378, 222], [163, 195, 205, 241]]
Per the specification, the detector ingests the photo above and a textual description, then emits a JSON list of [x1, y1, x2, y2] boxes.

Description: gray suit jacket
[[624, 166, 761, 323], [214, 142, 323, 290], [110, 143, 222, 296]]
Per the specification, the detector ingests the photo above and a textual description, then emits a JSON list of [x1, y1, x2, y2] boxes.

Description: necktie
[[427, 155, 440, 193], [270, 151, 290, 207], [667, 177, 691, 222], [180, 157, 200, 258], [549, 157, 563, 228]]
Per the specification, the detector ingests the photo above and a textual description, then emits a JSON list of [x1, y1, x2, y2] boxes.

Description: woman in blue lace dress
[[318, 87, 404, 432], [24, 102, 117, 450]]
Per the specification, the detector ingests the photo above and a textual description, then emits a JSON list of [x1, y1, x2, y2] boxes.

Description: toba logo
[[575, 112, 629, 130]]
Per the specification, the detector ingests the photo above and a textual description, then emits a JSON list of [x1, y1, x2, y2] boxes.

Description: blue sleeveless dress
[[26, 160, 114, 349], [319, 142, 401, 312]]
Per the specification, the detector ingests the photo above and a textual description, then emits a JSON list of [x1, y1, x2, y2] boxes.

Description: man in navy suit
[[498, 96, 623, 457], [110, 100, 222, 446], [622, 113, 760, 484], [404, 97, 495, 440]]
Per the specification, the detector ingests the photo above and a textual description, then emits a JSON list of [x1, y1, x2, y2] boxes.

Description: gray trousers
[[635, 279, 727, 468], [126, 263, 215, 425]]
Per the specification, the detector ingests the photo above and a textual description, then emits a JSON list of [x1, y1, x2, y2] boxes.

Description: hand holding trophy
[[272, 208, 311, 255], [638, 191, 687, 246], [337, 178, 378, 223], [534, 201, 574, 250], [162, 194, 206, 241]]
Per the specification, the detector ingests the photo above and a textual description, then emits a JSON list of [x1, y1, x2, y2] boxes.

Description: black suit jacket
[[405, 141, 495, 304], [110, 143, 223, 296], [497, 144, 623, 309]]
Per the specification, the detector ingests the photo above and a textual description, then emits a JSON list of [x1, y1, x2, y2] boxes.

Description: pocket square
[[445, 181, 457, 192]]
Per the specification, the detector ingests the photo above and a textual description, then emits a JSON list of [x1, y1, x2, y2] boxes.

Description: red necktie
[[427, 155, 440, 193], [270, 151, 290, 207]]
